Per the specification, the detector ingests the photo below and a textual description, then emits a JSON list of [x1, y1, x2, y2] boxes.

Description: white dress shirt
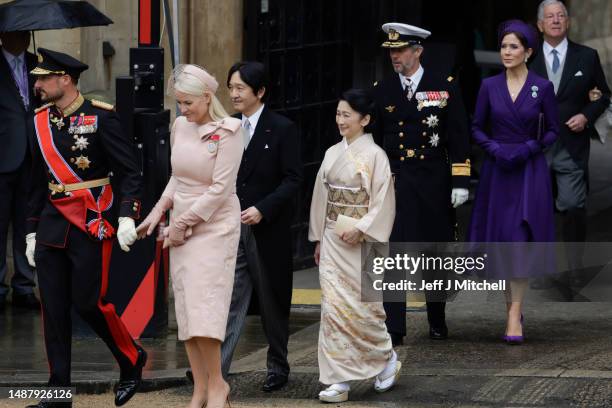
[[241, 103, 265, 139], [399, 64, 425, 93], [543, 37, 568, 70]]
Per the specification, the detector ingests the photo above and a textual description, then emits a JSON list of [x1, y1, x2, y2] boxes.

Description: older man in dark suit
[[0, 31, 39, 309], [531, 0, 610, 289]]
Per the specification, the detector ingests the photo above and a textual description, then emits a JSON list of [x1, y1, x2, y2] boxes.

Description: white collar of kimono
[[399, 64, 424, 91], [543, 37, 568, 64], [241, 103, 265, 137], [342, 133, 372, 150]]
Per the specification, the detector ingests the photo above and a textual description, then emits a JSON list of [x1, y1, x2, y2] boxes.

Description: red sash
[[34, 108, 115, 240]]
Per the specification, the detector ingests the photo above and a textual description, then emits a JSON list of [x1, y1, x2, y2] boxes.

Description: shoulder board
[[90, 99, 114, 111], [34, 103, 53, 114], [373, 81, 378, 87], [447, 76, 454, 82]]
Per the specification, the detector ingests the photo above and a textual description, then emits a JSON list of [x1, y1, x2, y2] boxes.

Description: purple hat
[[498, 19, 539, 50]]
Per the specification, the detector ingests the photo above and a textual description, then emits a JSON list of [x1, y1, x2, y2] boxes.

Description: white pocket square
[[264, 144, 269, 149], [575, 71, 584, 77]]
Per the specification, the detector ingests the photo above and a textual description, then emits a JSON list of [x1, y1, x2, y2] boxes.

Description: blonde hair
[[170, 64, 230, 122]]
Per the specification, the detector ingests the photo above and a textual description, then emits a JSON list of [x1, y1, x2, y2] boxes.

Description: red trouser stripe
[[97, 240, 139, 365]]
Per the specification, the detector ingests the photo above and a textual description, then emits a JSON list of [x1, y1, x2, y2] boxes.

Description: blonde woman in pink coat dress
[[136, 64, 242, 408]]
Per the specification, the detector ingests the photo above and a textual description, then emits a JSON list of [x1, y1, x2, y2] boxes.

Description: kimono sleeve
[[354, 149, 395, 242], [308, 153, 329, 242]]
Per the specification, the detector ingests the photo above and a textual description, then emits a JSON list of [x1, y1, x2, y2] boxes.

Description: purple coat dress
[[468, 71, 559, 277]]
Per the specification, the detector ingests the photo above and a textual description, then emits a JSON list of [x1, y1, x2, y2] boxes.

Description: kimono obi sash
[[325, 184, 370, 221]]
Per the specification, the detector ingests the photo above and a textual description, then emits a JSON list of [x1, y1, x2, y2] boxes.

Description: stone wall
[[568, 0, 612, 84], [0, 0, 243, 111]]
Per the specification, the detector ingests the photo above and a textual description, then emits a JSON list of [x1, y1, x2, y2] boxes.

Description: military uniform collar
[[60, 93, 85, 117]]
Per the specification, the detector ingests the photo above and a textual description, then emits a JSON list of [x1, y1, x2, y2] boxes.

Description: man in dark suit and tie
[[0, 31, 40, 309], [221, 61, 302, 391], [531, 0, 611, 289]]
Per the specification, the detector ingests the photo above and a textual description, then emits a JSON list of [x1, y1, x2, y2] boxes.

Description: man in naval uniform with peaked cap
[[25, 48, 146, 408], [372, 23, 471, 346]]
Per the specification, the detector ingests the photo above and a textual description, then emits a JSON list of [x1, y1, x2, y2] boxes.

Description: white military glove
[[25, 233, 36, 267], [451, 188, 469, 208], [117, 217, 137, 252]]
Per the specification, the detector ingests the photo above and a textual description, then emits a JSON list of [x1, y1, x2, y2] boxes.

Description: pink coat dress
[[161, 115, 243, 341]]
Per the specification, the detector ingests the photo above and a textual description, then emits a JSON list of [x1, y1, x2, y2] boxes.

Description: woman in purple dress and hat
[[468, 20, 559, 344]]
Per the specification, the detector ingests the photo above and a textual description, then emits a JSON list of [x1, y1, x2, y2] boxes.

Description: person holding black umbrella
[[26, 48, 145, 408], [0, 30, 40, 310]]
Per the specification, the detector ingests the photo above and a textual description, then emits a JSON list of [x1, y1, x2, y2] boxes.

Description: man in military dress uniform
[[372, 23, 471, 345], [25, 49, 145, 408]]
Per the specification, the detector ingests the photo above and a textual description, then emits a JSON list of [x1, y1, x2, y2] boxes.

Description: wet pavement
[[2, 140, 612, 407]]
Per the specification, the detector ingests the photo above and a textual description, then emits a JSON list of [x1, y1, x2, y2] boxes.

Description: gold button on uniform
[[422, 120, 426, 124], [398, 121, 403, 126], [422, 132, 427, 136], [400, 157, 405, 161], [399, 132, 404, 137], [132, 206, 138, 211], [421, 145, 426, 148], [70, 158, 75, 163], [420, 155, 425, 160], [399, 144, 404, 149]]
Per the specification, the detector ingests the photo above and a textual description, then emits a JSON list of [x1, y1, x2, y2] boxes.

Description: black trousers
[[35, 227, 139, 386], [0, 162, 35, 296], [383, 273, 447, 337], [221, 224, 291, 377]]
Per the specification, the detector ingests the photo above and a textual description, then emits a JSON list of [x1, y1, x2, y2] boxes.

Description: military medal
[[75, 155, 91, 170], [69, 114, 98, 134], [429, 133, 440, 147], [425, 114, 439, 128], [208, 134, 220, 153], [73, 136, 89, 150], [416, 91, 450, 111], [50, 115, 65, 130], [385, 105, 396, 113]]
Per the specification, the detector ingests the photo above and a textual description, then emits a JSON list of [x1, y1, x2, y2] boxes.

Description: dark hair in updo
[[340, 88, 377, 126], [500, 31, 529, 50]]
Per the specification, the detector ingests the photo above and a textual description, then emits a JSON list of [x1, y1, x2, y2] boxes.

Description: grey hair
[[537, 0, 569, 21]]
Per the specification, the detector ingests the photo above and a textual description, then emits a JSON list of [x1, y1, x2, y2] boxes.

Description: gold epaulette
[[447, 76, 454, 82], [34, 103, 53, 114], [90, 99, 114, 111], [451, 159, 471, 176]]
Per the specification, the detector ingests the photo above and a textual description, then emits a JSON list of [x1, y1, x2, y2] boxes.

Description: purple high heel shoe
[[502, 314, 524, 345]]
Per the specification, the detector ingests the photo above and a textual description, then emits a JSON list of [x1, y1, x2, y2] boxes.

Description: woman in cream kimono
[[309, 89, 401, 403]]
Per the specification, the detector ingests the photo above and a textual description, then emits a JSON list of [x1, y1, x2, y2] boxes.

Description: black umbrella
[[0, 0, 113, 32]]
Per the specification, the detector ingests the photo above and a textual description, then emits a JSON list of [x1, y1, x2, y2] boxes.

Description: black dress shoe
[[26, 401, 72, 407], [390, 333, 404, 347], [12, 293, 40, 309], [262, 373, 288, 392], [115, 346, 147, 406], [429, 325, 448, 340], [186, 368, 193, 384]]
